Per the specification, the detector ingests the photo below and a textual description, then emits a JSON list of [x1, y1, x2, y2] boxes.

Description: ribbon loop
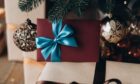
[[52, 20, 63, 37], [36, 20, 78, 62]]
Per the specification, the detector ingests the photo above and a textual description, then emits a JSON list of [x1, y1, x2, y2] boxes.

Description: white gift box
[[38, 62, 96, 84], [4, 0, 45, 61], [23, 58, 46, 84], [23, 58, 140, 84], [106, 61, 140, 84], [37, 61, 140, 84], [23, 56, 96, 84]]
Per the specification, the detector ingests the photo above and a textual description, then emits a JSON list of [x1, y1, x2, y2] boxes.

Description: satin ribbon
[[36, 20, 78, 62]]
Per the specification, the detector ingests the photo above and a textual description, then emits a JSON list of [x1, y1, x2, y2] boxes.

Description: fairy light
[[124, 0, 127, 5], [131, 23, 136, 29], [0, 8, 4, 15], [102, 22, 111, 32]]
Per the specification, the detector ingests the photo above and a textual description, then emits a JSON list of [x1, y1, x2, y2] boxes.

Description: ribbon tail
[[51, 43, 61, 62], [41, 46, 52, 60]]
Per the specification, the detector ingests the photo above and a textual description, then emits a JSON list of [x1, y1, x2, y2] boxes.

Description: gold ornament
[[129, 21, 140, 36], [101, 19, 128, 43], [13, 19, 37, 52]]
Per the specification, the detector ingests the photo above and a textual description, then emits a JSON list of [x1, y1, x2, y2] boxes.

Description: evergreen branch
[[48, 0, 68, 22], [48, 0, 90, 22], [68, 0, 89, 16], [98, 0, 115, 13], [18, 0, 44, 12]]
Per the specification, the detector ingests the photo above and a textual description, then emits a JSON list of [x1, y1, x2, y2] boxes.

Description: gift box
[[23, 58, 46, 84], [4, 0, 46, 61], [106, 61, 140, 84], [23, 58, 140, 84], [36, 61, 140, 84], [46, 0, 100, 20], [36, 19, 101, 62], [37, 62, 96, 84]]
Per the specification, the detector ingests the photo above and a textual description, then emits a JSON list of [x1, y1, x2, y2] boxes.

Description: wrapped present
[[34, 61, 140, 84], [36, 19, 101, 62], [23, 58, 140, 84], [23, 58, 46, 84], [106, 61, 140, 84], [4, 0, 45, 61], [37, 62, 96, 84]]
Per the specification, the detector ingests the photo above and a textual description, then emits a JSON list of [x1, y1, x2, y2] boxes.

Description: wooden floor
[[0, 55, 24, 84]]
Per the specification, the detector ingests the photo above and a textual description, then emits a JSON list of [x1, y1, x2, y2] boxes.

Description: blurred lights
[[102, 22, 111, 32], [124, 0, 127, 5]]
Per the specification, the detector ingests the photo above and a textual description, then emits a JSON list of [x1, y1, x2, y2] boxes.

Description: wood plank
[[5, 62, 24, 84], [0, 55, 15, 84], [0, 55, 24, 84]]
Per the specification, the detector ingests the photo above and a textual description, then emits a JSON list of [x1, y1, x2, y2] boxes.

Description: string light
[[124, 0, 127, 5], [102, 22, 111, 32]]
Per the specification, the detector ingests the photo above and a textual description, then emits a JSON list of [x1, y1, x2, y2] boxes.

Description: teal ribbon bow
[[36, 20, 78, 62]]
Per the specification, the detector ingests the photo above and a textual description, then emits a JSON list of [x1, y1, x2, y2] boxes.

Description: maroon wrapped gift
[[37, 19, 100, 62]]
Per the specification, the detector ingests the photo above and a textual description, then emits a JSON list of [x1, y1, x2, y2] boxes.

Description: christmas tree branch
[[18, 0, 44, 12], [48, 0, 90, 22]]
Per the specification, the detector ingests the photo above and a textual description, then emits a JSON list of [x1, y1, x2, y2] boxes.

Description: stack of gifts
[[4, 0, 140, 84], [23, 0, 101, 83]]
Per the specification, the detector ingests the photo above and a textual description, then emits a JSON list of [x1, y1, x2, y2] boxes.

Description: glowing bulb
[[102, 22, 111, 32], [131, 23, 136, 29], [124, 1, 127, 5], [0, 8, 4, 15]]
